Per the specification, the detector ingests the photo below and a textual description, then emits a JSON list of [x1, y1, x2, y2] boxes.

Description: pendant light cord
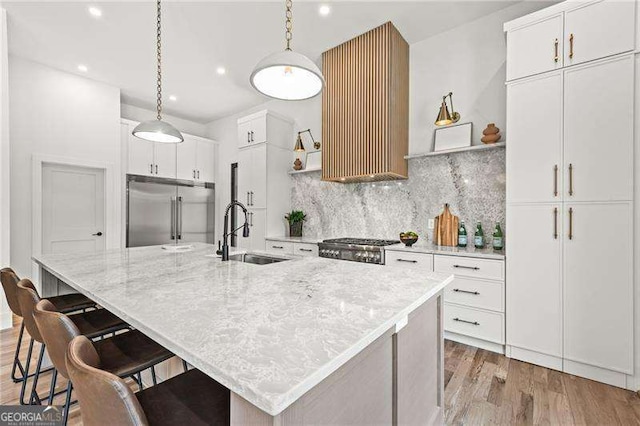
[[156, 0, 163, 121], [285, 0, 293, 51]]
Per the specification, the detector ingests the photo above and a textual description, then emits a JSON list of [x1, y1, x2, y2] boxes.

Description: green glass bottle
[[474, 222, 484, 249], [492, 222, 504, 251], [458, 221, 467, 247]]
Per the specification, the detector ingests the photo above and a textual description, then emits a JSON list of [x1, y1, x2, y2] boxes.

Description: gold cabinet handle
[[553, 207, 558, 239], [569, 33, 574, 59], [568, 163, 574, 196], [568, 207, 573, 240], [553, 165, 558, 197], [554, 38, 559, 62]]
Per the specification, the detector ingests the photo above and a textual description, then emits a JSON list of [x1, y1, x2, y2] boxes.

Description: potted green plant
[[285, 210, 306, 237]]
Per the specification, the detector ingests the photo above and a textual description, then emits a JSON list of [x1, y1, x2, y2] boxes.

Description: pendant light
[[132, 0, 183, 144], [250, 0, 325, 101]]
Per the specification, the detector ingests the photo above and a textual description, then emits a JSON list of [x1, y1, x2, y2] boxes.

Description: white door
[[196, 141, 215, 182], [564, 55, 634, 202], [564, 0, 635, 67], [237, 148, 252, 207], [250, 116, 267, 144], [153, 143, 177, 179], [238, 121, 252, 149], [42, 163, 105, 254], [250, 144, 267, 209], [506, 203, 562, 363], [563, 202, 633, 374], [177, 137, 197, 180], [506, 72, 563, 203], [506, 14, 563, 81], [248, 209, 266, 251], [128, 133, 155, 176]]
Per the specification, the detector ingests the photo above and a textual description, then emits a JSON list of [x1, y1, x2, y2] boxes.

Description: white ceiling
[[4, 1, 530, 123]]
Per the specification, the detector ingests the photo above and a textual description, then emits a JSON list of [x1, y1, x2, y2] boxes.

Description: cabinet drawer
[[434, 256, 504, 281], [444, 304, 504, 344], [265, 241, 294, 255], [293, 243, 318, 257], [385, 251, 433, 272], [444, 278, 504, 312]]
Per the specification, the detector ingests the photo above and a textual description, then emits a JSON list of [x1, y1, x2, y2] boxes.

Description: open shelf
[[405, 142, 505, 160], [288, 166, 322, 175]]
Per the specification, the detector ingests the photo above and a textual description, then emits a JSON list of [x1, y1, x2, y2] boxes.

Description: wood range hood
[[321, 22, 409, 183]]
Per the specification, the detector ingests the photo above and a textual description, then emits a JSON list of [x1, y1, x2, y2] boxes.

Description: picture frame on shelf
[[305, 151, 322, 171], [433, 122, 472, 152]]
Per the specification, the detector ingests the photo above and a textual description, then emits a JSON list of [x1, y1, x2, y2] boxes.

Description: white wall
[[121, 103, 207, 138], [409, 1, 554, 154], [8, 56, 121, 283], [0, 9, 11, 329]]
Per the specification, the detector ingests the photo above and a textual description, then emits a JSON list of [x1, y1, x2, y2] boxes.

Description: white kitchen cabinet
[[293, 242, 319, 257], [564, 55, 634, 202], [176, 137, 198, 180], [153, 143, 177, 179], [128, 136, 156, 177], [506, 14, 563, 81], [444, 304, 504, 346], [563, 0, 635, 67], [563, 202, 633, 376], [196, 141, 216, 182], [385, 251, 433, 273], [506, 203, 563, 368], [506, 72, 563, 203], [177, 136, 216, 182], [238, 110, 292, 150], [247, 209, 266, 251], [265, 240, 294, 255], [238, 146, 267, 209]]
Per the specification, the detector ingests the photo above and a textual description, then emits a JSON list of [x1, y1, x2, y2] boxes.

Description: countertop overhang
[[33, 243, 452, 416]]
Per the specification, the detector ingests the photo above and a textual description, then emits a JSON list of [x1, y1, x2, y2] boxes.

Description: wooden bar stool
[[16, 279, 128, 407], [66, 336, 230, 426], [0, 267, 96, 383], [34, 299, 176, 425]]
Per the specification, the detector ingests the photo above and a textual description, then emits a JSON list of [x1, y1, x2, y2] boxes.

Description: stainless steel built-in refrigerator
[[126, 175, 215, 248]]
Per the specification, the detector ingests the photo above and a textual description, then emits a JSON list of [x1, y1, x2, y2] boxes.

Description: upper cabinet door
[[506, 14, 563, 81], [564, 55, 634, 202], [507, 72, 563, 203], [153, 143, 177, 179], [128, 134, 155, 176], [238, 120, 253, 149], [177, 137, 198, 180], [564, 0, 635, 68], [196, 141, 215, 183], [237, 148, 252, 207], [249, 117, 267, 145]]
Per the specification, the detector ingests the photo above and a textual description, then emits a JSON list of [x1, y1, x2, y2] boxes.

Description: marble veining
[[33, 244, 451, 416], [291, 148, 505, 244]]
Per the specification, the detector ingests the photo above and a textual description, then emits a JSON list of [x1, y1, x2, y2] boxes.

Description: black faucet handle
[[216, 240, 223, 256]]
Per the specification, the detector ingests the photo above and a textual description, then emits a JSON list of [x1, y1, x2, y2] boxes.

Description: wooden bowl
[[399, 235, 419, 247]]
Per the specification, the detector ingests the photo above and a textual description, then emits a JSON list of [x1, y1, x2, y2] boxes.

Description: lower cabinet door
[[266, 240, 294, 255], [248, 209, 266, 251], [506, 203, 562, 358], [564, 202, 633, 374], [444, 304, 504, 344]]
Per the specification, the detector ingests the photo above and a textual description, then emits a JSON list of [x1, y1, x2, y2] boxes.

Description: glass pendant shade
[[435, 101, 453, 126], [250, 50, 325, 101], [133, 119, 184, 143]]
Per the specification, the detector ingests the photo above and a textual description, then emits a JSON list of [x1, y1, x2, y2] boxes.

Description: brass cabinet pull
[[568, 207, 573, 240], [553, 207, 558, 239], [553, 165, 558, 197], [568, 163, 574, 196], [569, 33, 574, 58], [554, 38, 559, 62]]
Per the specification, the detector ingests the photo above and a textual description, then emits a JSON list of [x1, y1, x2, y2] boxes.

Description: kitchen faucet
[[221, 201, 250, 261]]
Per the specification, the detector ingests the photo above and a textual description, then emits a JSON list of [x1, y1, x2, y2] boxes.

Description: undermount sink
[[228, 253, 290, 265]]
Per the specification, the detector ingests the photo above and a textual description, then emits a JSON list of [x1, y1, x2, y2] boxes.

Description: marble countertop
[[33, 243, 452, 416], [386, 242, 505, 260], [265, 236, 321, 244]]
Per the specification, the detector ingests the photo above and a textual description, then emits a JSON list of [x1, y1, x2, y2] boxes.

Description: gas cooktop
[[319, 238, 400, 264], [321, 238, 400, 247]]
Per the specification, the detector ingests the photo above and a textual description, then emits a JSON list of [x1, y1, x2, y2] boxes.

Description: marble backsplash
[[290, 147, 506, 244]]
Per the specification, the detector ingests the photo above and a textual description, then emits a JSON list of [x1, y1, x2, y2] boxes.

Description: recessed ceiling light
[[77, 64, 88, 72], [319, 5, 331, 16], [88, 7, 102, 17], [169, 95, 177, 101], [216, 67, 226, 75]]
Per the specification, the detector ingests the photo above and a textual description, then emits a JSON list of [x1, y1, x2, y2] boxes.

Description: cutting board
[[433, 204, 459, 247]]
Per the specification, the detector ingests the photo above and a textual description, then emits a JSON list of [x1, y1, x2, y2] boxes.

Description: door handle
[[453, 265, 480, 271], [554, 38, 559, 62], [569, 33, 574, 59], [272, 245, 284, 249], [250, 212, 254, 227], [197, 170, 200, 179], [553, 165, 558, 197], [553, 207, 558, 240], [568, 163, 574, 196], [177, 196, 183, 240], [250, 191, 254, 206], [247, 192, 250, 205], [299, 248, 313, 252], [453, 289, 479, 295], [453, 318, 480, 326], [155, 164, 158, 175], [250, 131, 254, 142], [247, 132, 251, 143], [92, 232, 103, 236], [170, 197, 176, 240], [193, 170, 196, 179], [568, 207, 573, 240], [396, 259, 417, 263], [150, 164, 153, 174]]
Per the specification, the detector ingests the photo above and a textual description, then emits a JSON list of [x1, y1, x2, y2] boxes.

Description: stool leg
[[18, 338, 34, 405], [150, 366, 157, 386], [182, 359, 188, 372], [48, 369, 58, 406], [29, 343, 45, 405], [62, 382, 73, 426], [11, 322, 26, 383], [136, 372, 143, 391]]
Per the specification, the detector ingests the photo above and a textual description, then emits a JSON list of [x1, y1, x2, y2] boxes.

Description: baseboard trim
[[445, 332, 504, 354], [506, 345, 563, 371], [563, 359, 627, 389]]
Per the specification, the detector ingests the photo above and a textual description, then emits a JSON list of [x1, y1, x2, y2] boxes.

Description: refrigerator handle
[[177, 196, 183, 240], [170, 197, 176, 240]]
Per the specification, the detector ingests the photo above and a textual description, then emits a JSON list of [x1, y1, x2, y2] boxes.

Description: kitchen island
[[33, 243, 452, 425]]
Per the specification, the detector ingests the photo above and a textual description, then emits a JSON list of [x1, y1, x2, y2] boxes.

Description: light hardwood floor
[[1, 320, 639, 425]]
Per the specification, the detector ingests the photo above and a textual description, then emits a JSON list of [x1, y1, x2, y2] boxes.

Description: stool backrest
[[0, 268, 22, 317], [33, 299, 82, 379], [66, 336, 149, 426], [16, 279, 44, 343]]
